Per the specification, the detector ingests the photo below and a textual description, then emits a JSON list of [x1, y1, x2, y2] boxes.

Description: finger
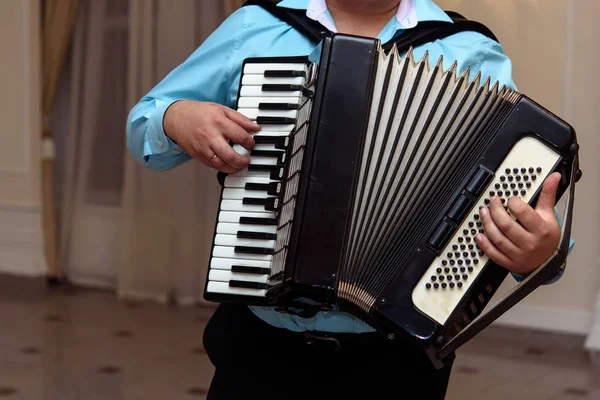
[[222, 106, 261, 133], [479, 203, 521, 260], [185, 137, 238, 173], [487, 196, 531, 244], [535, 172, 561, 213], [211, 136, 251, 170], [505, 196, 544, 234], [220, 116, 256, 151], [179, 142, 213, 168], [209, 155, 237, 174], [474, 232, 515, 270]]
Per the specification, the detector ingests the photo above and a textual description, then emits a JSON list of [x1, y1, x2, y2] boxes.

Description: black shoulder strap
[[242, 0, 499, 53], [242, 0, 329, 43], [384, 12, 499, 53]]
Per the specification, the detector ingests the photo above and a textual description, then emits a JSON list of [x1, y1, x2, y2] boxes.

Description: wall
[[0, 0, 46, 276], [435, 0, 600, 336]]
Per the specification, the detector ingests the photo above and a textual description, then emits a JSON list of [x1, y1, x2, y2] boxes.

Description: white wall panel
[[0, 0, 44, 276], [0, 0, 41, 208]]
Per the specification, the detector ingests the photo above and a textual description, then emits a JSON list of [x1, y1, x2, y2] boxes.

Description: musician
[[126, 0, 571, 398]]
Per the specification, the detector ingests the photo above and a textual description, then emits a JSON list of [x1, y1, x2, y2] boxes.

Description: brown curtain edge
[[40, 0, 80, 281]]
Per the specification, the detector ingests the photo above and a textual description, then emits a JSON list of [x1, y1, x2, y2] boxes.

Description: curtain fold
[[54, 0, 230, 305], [117, 0, 225, 305], [41, 0, 79, 282]]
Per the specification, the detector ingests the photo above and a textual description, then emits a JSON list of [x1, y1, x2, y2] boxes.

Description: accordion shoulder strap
[[242, 0, 329, 43], [241, 0, 499, 51], [384, 12, 499, 53]]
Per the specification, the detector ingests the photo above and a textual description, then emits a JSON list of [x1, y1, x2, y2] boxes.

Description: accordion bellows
[[337, 46, 521, 314]]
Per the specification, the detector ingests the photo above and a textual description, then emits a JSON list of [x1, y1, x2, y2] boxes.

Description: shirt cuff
[[143, 99, 185, 160]]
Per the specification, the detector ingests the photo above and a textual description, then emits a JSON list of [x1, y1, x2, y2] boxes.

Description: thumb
[[222, 106, 261, 132], [535, 172, 561, 214]]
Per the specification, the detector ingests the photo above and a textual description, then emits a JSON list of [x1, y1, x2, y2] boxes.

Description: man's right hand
[[163, 100, 260, 174]]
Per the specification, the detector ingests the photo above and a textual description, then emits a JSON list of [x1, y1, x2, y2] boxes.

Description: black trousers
[[202, 303, 454, 399]]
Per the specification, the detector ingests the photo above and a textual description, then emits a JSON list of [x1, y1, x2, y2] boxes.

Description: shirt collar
[[277, 0, 452, 33]]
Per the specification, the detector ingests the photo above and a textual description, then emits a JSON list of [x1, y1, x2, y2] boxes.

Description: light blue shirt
[[126, 0, 572, 333]]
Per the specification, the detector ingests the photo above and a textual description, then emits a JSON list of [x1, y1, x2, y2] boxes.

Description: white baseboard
[[493, 303, 592, 336], [0, 205, 46, 277]]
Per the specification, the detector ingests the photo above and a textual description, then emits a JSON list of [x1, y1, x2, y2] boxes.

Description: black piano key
[[229, 280, 270, 290], [258, 103, 299, 110], [253, 135, 289, 149], [243, 197, 279, 211], [251, 150, 286, 163], [264, 70, 306, 78], [237, 231, 277, 240], [234, 246, 275, 255], [262, 84, 313, 97], [231, 265, 271, 275], [262, 84, 302, 92], [243, 197, 268, 206], [270, 167, 285, 180], [239, 216, 277, 225], [245, 182, 281, 195], [248, 164, 285, 180], [256, 116, 296, 125], [251, 150, 284, 157]]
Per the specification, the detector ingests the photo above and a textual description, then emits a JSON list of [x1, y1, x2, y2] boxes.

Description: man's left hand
[[475, 172, 562, 275]]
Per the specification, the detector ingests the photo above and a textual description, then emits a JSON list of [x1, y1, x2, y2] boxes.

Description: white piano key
[[206, 281, 267, 297], [233, 145, 251, 156], [217, 211, 275, 223], [216, 222, 277, 235], [214, 233, 275, 249], [255, 124, 296, 132], [224, 176, 276, 188], [233, 143, 277, 154], [237, 97, 301, 108], [252, 131, 293, 137], [222, 188, 269, 200], [210, 257, 272, 270], [249, 156, 278, 166], [221, 199, 276, 214], [209, 270, 269, 284], [242, 75, 305, 86], [243, 63, 307, 74], [229, 168, 274, 179], [238, 108, 298, 120], [212, 245, 273, 261], [240, 86, 303, 97]]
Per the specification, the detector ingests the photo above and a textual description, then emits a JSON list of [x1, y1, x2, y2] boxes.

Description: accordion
[[204, 34, 581, 367]]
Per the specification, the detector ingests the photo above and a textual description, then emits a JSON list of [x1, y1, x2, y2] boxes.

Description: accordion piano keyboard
[[206, 61, 311, 298]]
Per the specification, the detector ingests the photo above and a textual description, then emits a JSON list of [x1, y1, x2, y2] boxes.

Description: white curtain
[[55, 0, 227, 305]]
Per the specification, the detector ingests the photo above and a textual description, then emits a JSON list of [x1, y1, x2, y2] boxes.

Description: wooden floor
[[0, 274, 599, 399]]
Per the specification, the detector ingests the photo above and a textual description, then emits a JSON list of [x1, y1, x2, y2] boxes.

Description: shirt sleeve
[[125, 9, 248, 171]]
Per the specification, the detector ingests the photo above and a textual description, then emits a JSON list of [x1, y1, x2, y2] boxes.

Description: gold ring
[[210, 154, 218, 163]]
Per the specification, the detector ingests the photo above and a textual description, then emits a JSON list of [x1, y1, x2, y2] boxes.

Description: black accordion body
[[204, 34, 581, 367]]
